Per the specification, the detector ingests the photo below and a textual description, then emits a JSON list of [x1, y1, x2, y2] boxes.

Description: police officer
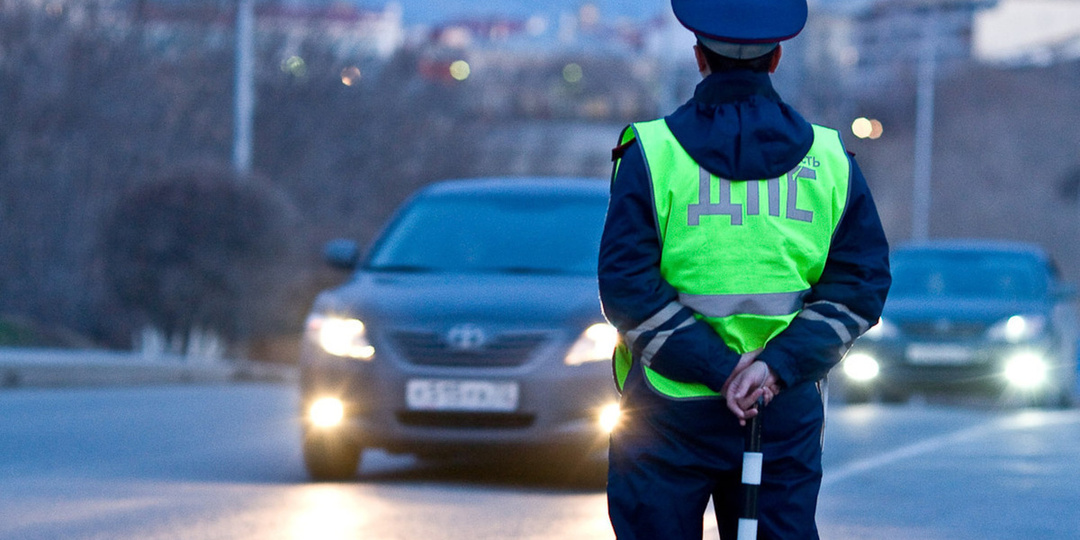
[[598, 0, 891, 538]]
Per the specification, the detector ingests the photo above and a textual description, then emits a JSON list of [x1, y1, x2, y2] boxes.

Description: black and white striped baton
[[738, 397, 765, 540]]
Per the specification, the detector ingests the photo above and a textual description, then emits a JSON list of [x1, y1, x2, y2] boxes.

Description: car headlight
[[306, 314, 375, 360], [862, 317, 899, 341], [564, 323, 619, 366], [308, 397, 346, 428], [598, 402, 622, 433], [1003, 351, 1048, 388], [987, 315, 1047, 343], [842, 352, 880, 382]]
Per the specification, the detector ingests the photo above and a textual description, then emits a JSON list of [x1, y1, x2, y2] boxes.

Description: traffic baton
[[738, 396, 764, 540]]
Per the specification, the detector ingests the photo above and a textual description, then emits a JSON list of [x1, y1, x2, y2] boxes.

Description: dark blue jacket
[[599, 70, 891, 392]]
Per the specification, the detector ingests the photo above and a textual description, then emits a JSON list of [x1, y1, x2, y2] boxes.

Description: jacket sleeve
[[757, 158, 891, 388], [598, 139, 741, 392]]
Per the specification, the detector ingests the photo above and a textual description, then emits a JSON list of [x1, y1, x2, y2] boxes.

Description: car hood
[[883, 296, 1053, 323], [312, 271, 603, 329]]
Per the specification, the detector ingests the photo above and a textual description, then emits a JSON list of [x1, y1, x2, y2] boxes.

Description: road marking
[[823, 409, 1080, 488]]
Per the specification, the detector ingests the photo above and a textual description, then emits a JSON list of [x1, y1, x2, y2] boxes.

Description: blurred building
[[408, 3, 667, 122], [132, 0, 404, 59], [0, 0, 406, 60], [973, 0, 1080, 66], [801, 0, 997, 102]]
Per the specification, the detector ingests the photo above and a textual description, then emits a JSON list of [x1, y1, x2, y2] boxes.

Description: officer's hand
[[721, 348, 762, 397], [725, 360, 779, 426]]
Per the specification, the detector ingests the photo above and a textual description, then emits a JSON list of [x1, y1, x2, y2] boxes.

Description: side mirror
[[1053, 282, 1078, 300], [323, 239, 360, 271]]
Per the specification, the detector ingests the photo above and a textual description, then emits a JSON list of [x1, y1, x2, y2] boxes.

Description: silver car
[[298, 178, 621, 480], [840, 240, 1079, 407]]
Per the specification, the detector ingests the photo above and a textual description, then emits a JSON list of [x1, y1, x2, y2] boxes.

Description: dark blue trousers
[[608, 362, 825, 540]]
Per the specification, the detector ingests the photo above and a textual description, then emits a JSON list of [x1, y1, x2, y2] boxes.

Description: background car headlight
[[598, 402, 621, 433], [1003, 352, 1048, 388], [862, 317, 899, 341], [307, 315, 375, 359], [842, 352, 880, 382], [987, 315, 1047, 343], [308, 397, 345, 428], [564, 323, 619, 366]]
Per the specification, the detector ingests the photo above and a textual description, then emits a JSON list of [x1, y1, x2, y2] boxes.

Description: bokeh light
[[579, 3, 600, 26], [868, 119, 883, 139], [526, 15, 548, 36], [282, 56, 307, 78], [852, 117, 873, 139], [563, 63, 583, 83], [852, 117, 884, 139], [340, 66, 361, 86], [449, 60, 471, 81]]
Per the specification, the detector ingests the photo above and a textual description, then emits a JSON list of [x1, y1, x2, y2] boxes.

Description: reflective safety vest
[[613, 119, 851, 398]]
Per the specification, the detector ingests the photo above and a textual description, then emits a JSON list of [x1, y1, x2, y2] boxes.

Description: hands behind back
[[722, 349, 780, 426]]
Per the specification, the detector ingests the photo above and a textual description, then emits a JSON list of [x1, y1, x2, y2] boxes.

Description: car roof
[[893, 238, 1050, 261], [418, 177, 609, 198]]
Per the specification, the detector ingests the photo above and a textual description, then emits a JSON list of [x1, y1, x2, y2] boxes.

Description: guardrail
[[0, 348, 297, 388]]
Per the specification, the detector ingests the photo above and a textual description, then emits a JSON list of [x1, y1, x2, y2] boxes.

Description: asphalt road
[[1, 383, 1077, 539]]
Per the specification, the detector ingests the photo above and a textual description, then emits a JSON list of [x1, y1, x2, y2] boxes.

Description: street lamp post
[[233, 0, 255, 175], [911, 11, 937, 242]]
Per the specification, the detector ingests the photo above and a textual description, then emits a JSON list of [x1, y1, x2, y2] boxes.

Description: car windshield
[[366, 189, 607, 275], [890, 250, 1048, 300]]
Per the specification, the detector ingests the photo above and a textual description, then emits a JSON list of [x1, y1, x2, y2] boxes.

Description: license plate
[[906, 344, 975, 365], [405, 379, 519, 412]]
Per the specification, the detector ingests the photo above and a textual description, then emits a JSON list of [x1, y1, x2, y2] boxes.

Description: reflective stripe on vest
[[612, 120, 851, 398]]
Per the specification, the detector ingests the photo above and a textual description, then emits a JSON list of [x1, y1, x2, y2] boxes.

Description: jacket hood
[[664, 70, 814, 181]]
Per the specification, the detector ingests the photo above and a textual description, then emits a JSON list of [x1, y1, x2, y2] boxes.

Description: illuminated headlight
[[987, 315, 1047, 343], [842, 352, 880, 382], [308, 397, 345, 428], [307, 315, 375, 359], [1003, 352, 1048, 388], [564, 323, 619, 366], [862, 317, 899, 341], [598, 402, 621, 433]]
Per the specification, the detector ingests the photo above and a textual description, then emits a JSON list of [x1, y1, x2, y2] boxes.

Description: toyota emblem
[[933, 318, 952, 334], [446, 324, 487, 351]]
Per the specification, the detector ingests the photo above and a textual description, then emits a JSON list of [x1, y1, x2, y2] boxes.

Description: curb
[[0, 348, 297, 389]]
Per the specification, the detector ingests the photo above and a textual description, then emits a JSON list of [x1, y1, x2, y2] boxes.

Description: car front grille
[[388, 330, 550, 367]]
